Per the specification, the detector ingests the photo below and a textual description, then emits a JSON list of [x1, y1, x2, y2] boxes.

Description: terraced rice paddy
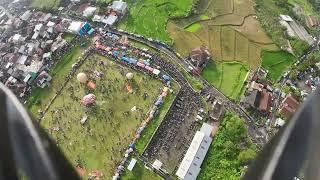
[[168, 0, 278, 69]]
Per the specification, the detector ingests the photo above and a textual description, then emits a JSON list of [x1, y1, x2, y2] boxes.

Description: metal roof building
[[176, 123, 213, 180]]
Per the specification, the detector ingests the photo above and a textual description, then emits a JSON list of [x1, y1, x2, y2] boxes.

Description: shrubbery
[[198, 112, 256, 180]]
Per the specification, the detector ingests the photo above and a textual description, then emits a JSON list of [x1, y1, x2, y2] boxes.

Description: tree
[[275, 0, 290, 9], [238, 148, 257, 165]]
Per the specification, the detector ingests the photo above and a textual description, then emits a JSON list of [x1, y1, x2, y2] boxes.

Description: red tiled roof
[[279, 94, 299, 119], [259, 89, 272, 112]]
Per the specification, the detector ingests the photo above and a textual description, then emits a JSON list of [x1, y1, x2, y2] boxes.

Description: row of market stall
[[112, 86, 171, 179], [94, 40, 172, 85]]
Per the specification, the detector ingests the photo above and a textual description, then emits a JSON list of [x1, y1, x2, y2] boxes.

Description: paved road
[[103, 27, 267, 147]]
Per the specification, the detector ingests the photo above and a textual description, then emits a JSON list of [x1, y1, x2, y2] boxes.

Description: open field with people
[[31, 0, 60, 9], [39, 54, 168, 178], [198, 112, 256, 180], [118, 0, 193, 43], [202, 61, 249, 100], [261, 51, 296, 82], [27, 40, 91, 116]]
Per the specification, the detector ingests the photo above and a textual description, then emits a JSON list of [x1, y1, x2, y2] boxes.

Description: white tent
[[68, 21, 83, 34], [83, 7, 97, 17], [127, 158, 137, 171]]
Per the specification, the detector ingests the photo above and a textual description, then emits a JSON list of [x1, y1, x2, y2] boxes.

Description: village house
[[188, 45, 211, 74], [101, 0, 128, 26], [305, 15, 319, 28], [243, 81, 272, 113], [279, 94, 300, 119], [83, 6, 97, 18], [109, 0, 128, 16], [34, 70, 52, 88], [20, 10, 32, 22]]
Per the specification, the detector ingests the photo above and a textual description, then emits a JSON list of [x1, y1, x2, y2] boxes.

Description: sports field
[[39, 54, 165, 178], [202, 61, 249, 100], [119, 0, 193, 43], [261, 51, 296, 82]]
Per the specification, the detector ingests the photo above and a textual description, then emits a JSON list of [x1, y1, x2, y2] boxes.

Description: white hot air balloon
[[77, 73, 88, 83], [126, 72, 134, 80]]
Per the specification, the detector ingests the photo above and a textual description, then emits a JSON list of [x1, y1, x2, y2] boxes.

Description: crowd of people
[[94, 31, 204, 175]]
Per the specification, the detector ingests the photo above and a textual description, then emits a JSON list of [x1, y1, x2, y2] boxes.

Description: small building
[[280, 14, 294, 22], [279, 94, 300, 119], [83, 6, 97, 17], [243, 89, 261, 108], [17, 55, 28, 65], [176, 123, 213, 180], [92, 15, 104, 23], [103, 15, 118, 25], [152, 159, 163, 171], [20, 10, 32, 21], [243, 88, 272, 113], [35, 71, 52, 88], [306, 15, 319, 28], [188, 45, 211, 73], [275, 118, 285, 128], [43, 52, 52, 61], [258, 89, 272, 112], [38, 13, 52, 22], [249, 81, 264, 92], [12, 34, 22, 43], [68, 21, 83, 34], [127, 158, 137, 171], [256, 68, 268, 80], [208, 99, 224, 121], [110, 0, 128, 16], [68, 21, 93, 35]]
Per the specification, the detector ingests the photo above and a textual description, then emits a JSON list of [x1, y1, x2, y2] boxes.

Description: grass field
[[185, 22, 201, 32], [202, 61, 249, 100], [39, 54, 164, 178], [198, 112, 256, 179], [261, 51, 296, 82], [27, 41, 90, 116], [31, 0, 60, 9], [122, 158, 162, 180], [119, 0, 193, 43]]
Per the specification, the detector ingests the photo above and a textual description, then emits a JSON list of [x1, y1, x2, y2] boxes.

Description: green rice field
[[119, 0, 193, 43], [261, 51, 296, 82], [202, 61, 249, 100]]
